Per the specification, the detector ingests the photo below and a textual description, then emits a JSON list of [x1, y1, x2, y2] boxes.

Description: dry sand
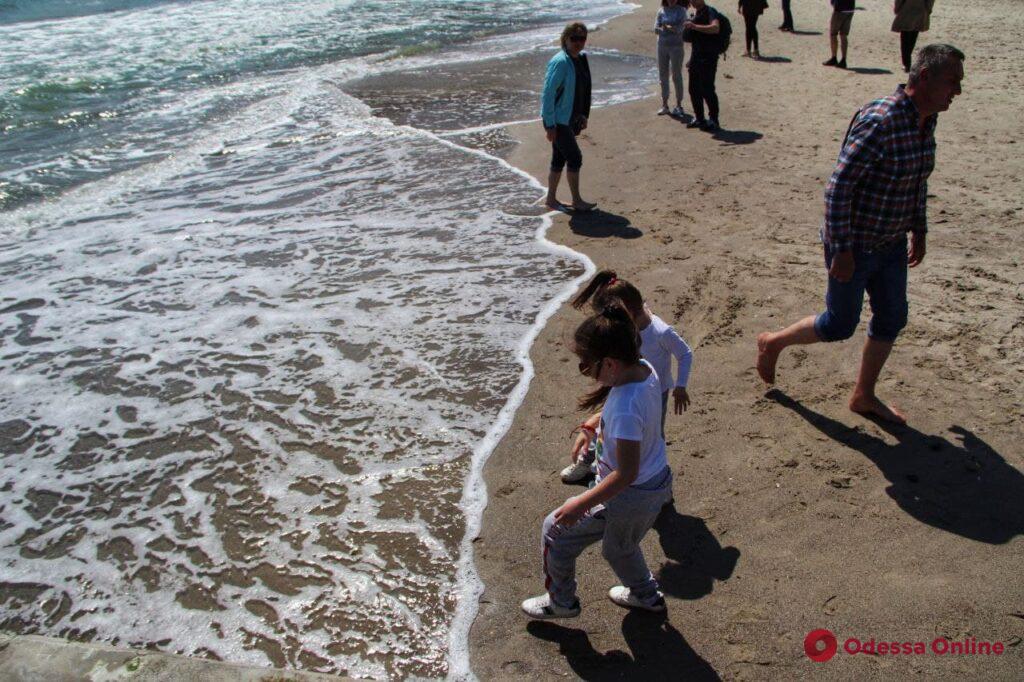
[[469, 0, 1023, 678]]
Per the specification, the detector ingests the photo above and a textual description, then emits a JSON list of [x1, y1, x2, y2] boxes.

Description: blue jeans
[[814, 238, 908, 344]]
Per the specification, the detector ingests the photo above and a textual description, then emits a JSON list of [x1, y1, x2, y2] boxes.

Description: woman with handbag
[[892, 0, 936, 72], [540, 22, 595, 212]]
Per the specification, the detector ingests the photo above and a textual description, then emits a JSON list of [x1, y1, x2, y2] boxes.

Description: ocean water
[[0, 0, 653, 678]]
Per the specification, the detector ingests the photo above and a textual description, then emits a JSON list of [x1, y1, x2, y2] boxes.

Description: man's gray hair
[[908, 44, 965, 86]]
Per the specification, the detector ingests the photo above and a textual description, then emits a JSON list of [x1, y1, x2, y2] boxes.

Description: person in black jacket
[[683, 0, 723, 132]]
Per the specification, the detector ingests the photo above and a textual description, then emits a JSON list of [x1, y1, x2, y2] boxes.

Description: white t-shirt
[[639, 311, 693, 393], [595, 360, 669, 486]]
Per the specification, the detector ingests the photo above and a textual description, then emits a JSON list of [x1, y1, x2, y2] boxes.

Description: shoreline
[[470, 0, 1023, 678]]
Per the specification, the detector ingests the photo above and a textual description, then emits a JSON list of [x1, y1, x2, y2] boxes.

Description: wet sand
[[469, 0, 1024, 678]]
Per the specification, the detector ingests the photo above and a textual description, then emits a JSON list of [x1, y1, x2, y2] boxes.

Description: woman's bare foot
[[571, 200, 596, 212], [756, 332, 780, 384], [849, 394, 907, 424], [544, 197, 566, 211]]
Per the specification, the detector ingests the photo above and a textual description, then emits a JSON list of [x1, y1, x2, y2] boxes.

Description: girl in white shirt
[[521, 304, 674, 619], [561, 270, 693, 483]]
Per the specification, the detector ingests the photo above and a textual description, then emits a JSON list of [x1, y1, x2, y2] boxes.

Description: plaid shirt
[[823, 86, 937, 252]]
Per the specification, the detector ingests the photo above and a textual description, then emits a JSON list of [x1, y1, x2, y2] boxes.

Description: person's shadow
[[767, 389, 1024, 544], [568, 209, 642, 239], [528, 610, 721, 681], [754, 56, 792, 63], [710, 128, 763, 146], [846, 66, 893, 75], [653, 502, 740, 599]]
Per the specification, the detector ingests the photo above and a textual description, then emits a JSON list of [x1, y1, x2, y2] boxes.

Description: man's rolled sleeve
[[824, 115, 886, 252]]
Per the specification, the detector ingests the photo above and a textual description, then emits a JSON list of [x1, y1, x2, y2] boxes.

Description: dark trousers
[[780, 0, 793, 29], [744, 12, 760, 52], [688, 54, 719, 122], [549, 124, 582, 172], [900, 31, 919, 71]]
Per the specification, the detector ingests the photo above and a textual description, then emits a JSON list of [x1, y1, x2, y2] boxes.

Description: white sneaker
[[560, 457, 594, 483], [656, 105, 670, 116], [608, 586, 667, 612], [521, 594, 581, 619]]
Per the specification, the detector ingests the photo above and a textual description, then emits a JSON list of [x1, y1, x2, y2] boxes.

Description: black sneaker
[[837, 59, 847, 69], [705, 118, 720, 132], [687, 118, 705, 129], [822, 56, 838, 67]]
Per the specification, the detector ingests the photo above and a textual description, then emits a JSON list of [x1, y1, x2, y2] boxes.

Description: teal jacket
[[540, 49, 576, 129]]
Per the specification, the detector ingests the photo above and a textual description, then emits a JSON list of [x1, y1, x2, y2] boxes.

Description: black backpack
[[683, 6, 732, 57], [713, 7, 732, 57]]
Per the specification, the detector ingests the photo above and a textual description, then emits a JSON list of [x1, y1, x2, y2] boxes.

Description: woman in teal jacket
[[540, 22, 595, 212]]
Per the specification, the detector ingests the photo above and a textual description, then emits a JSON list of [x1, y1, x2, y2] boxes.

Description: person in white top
[[560, 270, 693, 483], [521, 304, 674, 619]]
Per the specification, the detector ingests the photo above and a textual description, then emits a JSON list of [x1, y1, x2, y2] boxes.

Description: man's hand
[[908, 231, 927, 267], [578, 116, 588, 131], [545, 127, 556, 143], [673, 387, 690, 414], [553, 496, 588, 528], [829, 250, 855, 282]]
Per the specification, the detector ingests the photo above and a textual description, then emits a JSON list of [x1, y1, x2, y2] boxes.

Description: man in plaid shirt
[[757, 44, 964, 424]]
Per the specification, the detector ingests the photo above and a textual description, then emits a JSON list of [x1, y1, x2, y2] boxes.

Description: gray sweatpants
[[542, 468, 673, 607], [658, 43, 685, 105]]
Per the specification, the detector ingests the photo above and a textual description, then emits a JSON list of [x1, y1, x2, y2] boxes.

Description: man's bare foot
[[849, 394, 907, 424], [756, 332, 780, 384], [544, 198, 566, 211], [571, 200, 596, 212]]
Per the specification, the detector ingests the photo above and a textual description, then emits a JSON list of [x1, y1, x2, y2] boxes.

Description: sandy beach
[[469, 0, 1024, 678]]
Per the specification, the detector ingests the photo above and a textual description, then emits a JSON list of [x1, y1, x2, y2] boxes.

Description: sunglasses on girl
[[569, 35, 587, 43]]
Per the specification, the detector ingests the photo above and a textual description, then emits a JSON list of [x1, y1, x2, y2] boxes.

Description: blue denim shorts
[[814, 238, 908, 344]]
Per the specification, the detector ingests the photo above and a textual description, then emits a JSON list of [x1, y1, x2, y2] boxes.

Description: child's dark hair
[[570, 270, 644, 317], [573, 302, 642, 411]]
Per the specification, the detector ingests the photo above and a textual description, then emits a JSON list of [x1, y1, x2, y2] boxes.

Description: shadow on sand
[[653, 501, 740, 599], [788, 29, 822, 36], [846, 66, 894, 75], [528, 610, 721, 681], [754, 55, 793, 63], [711, 128, 763, 146], [568, 209, 642, 239], [767, 389, 1024, 544]]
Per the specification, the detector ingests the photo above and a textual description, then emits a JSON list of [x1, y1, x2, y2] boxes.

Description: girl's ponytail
[[571, 270, 618, 310], [571, 270, 645, 317]]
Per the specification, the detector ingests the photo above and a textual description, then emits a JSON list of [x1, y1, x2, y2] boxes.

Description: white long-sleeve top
[[639, 312, 693, 393]]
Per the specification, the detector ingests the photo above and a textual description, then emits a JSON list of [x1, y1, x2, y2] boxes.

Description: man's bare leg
[[829, 33, 838, 60], [756, 315, 820, 384], [849, 337, 906, 424], [566, 171, 596, 211], [839, 34, 848, 62], [545, 171, 564, 210]]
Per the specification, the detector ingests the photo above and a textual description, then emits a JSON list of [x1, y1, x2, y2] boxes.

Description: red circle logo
[[804, 629, 838, 662]]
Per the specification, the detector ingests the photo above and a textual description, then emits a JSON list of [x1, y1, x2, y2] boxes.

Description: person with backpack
[[683, 0, 729, 132]]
